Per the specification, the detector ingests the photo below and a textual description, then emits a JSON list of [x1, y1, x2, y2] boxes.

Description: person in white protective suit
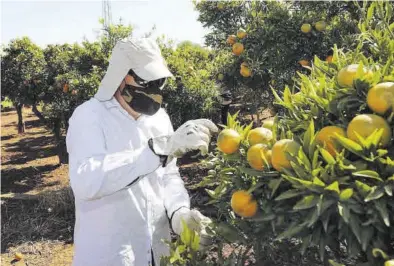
[[66, 37, 217, 266]]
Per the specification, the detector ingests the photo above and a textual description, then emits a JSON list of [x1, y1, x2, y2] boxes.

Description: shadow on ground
[[1, 187, 75, 253]]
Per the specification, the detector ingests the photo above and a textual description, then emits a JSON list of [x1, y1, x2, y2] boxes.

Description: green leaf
[[268, 178, 282, 198], [282, 175, 323, 193], [374, 200, 390, 226], [384, 185, 392, 196], [328, 260, 345, 266], [320, 148, 336, 165], [180, 219, 192, 245], [355, 180, 372, 197], [325, 181, 340, 194], [303, 120, 315, 158], [312, 148, 320, 169], [372, 248, 389, 259], [365, 186, 385, 202], [215, 223, 243, 243], [276, 222, 305, 241], [290, 161, 310, 179], [353, 170, 383, 182], [306, 208, 319, 227], [349, 216, 362, 243], [300, 235, 312, 256], [191, 233, 200, 251], [275, 189, 304, 201], [205, 188, 216, 199], [334, 133, 364, 157], [338, 203, 351, 224], [339, 188, 354, 201], [313, 177, 325, 186], [317, 195, 336, 215], [298, 148, 312, 171], [370, 128, 384, 148], [239, 167, 264, 177], [293, 195, 319, 210], [360, 227, 373, 251]]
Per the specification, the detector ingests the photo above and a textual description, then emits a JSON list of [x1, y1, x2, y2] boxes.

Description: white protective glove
[[171, 208, 213, 251], [149, 119, 218, 166]]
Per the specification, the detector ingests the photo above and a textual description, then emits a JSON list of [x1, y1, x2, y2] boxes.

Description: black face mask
[[120, 78, 165, 116]]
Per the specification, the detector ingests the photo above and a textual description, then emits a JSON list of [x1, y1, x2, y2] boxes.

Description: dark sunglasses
[[128, 69, 166, 89]]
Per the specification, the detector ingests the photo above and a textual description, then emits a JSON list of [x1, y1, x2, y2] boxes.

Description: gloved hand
[[149, 119, 218, 166], [171, 208, 213, 251]]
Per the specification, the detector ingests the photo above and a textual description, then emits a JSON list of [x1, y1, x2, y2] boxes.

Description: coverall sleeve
[[161, 113, 191, 217], [66, 105, 161, 201]]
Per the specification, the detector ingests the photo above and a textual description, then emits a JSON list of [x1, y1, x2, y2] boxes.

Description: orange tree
[[193, 0, 364, 124], [39, 20, 131, 164], [165, 2, 394, 266], [158, 38, 226, 128], [1, 37, 46, 133]]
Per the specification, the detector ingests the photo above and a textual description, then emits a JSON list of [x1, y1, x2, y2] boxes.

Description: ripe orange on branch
[[217, 128, 241, 154], [231, 190, 258, 218], [247, 144, 272, 171], [232, 42, 244, 56], [347, 114, 391, 147]]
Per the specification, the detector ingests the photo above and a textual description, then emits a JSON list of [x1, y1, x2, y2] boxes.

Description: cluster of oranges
[[226, 29, 252, 78], [217, 63, 393, 218], [315, 64, 393, 153], [298, 21, 332, 67]]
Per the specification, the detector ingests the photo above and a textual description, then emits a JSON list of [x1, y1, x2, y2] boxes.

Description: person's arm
[[160, 112, 190, 218], [66, 106, 161, 201]]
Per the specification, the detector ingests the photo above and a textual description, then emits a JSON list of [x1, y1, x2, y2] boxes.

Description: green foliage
[[1, 36, 46, 106], [191, 2, 394, 265], [194, 0, 363, 114], [158, 38, 223, 128]]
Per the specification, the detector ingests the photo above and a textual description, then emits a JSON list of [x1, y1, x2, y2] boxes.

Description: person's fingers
[[193, 119, 218, 133], [195, 124, 210, 136], [198, 131, 210, 145]]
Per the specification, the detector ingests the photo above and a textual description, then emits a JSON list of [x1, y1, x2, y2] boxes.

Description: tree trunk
[[221, 104, 230, 125], [16, 103, 25, 134], [53, 118, 68, 165], [32, 104, 46, 123]]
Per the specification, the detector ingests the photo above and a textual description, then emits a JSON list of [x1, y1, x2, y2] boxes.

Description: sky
[[1, 0, 211, 48]]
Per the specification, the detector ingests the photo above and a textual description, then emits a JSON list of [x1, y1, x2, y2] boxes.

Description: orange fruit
[[337, 64, 372, 88], [237, 28, 247, 39], [71, 90, 78, 95], [262, 117, 275, 130], [247, 127, 273, 146], [367, 82, 394, 115], [232, 42, 244, 56], [385, 260, 394, 266], [227, 35, 237, 45], [315, 126, 346, 156], [218, 73, 224, 81], [217, 128, 241, 154], [63, 84, 69, 93], [271, 139, 301, 172], [347, 114, 392, 147], [240, 66, 252, 77], [315, 21, 326, 31], [299, 60, 309, 67], [326, 55, 333, 63], [301, 23, 312, 33], [231, 190, 258, 218], [247, 144, 272, 171]]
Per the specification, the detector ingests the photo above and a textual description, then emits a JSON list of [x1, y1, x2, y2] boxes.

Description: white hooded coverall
[[66, 38, 190, 266]]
